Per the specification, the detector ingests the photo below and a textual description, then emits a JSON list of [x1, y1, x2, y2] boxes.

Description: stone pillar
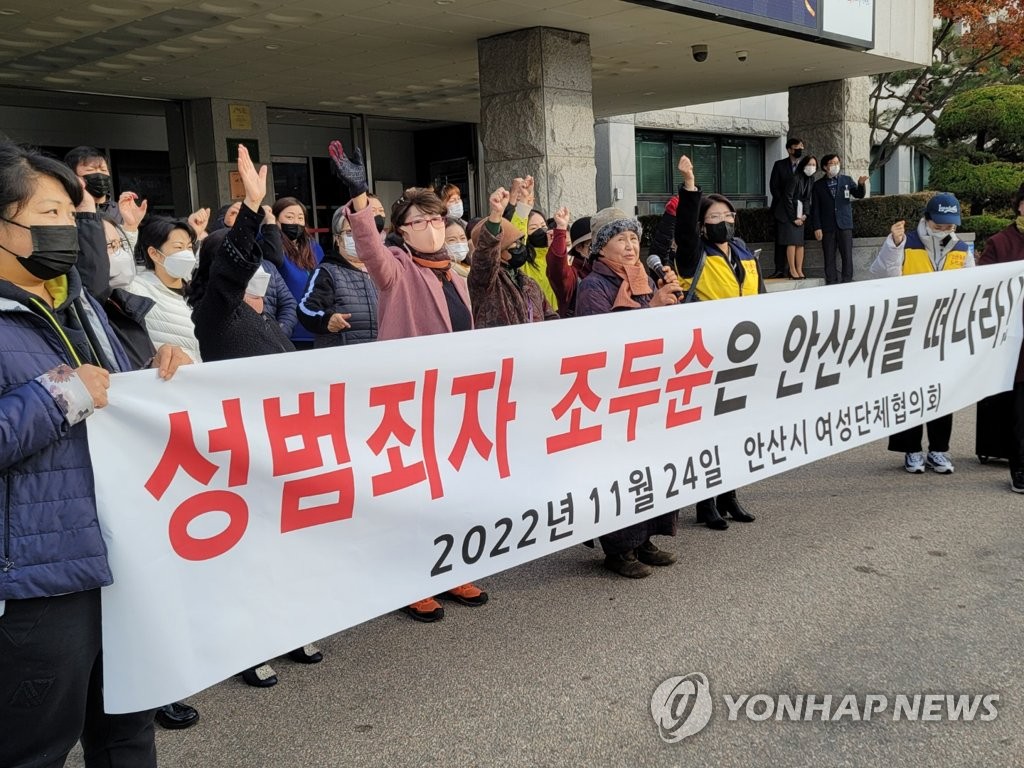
[[478, 27, 597, 218], [181, 98, 274, 209], [788, 77, 871, 182], [595, 117, 637, 213]]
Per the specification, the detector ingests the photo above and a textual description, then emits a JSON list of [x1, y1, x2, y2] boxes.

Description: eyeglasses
[[105, 237, 130, 255], [403, 216, 446, 231], [704, 212, 736, 223]]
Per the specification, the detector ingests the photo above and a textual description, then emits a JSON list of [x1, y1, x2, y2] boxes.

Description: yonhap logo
[[650, 672, 713, 743]]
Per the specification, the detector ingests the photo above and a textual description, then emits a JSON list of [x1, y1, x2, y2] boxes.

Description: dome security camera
[[691, 44, 709, 63], [736, 50, 749, 62]]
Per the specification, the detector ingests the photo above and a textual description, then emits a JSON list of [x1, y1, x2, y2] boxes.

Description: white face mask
[[109, 247, 136, 289], [803, 166, 817, 177], [447, 200, 464, 219], [161, 249, 196, 279], [341, 233, 357, 256], [448, 242, 469, 262], [827, 165, 840, 178], [246, 265, 271, 298]]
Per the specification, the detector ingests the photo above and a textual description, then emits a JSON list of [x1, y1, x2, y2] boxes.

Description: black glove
[[328, 140, 368, 196]]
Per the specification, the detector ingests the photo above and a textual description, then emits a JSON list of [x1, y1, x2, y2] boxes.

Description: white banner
[[91, 262, 1024, 713]]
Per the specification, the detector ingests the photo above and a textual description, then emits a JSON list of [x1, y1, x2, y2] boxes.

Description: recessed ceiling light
[[140, 75, 155, 81], [0, 8, 19, 14], [435, 0, 455, 5], [803, 66, 815, 71], [265, 43, 280, 50], [643, 91, 655, 96], [655, 40, 671, 45], [318, 100, 339, 106]]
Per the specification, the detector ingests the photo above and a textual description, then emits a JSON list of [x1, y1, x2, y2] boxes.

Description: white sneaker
[[904, 452, 925, 473], [926, 451, 954, 474]]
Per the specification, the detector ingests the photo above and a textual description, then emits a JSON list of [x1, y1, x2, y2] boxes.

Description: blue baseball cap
[[925, 193, 961, 225]]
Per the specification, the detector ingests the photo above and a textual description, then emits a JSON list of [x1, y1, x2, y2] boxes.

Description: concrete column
[[182, 98, 274, 209], [788, 77, 871, 181], [595, 117, 637, 214], [477, 27, 597, 218]]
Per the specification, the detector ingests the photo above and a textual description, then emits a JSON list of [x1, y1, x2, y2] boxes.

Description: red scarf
[[602, 257, 652, 309]]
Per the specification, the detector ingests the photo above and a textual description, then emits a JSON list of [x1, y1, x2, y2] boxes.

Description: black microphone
[[646, 253, 670, 279]]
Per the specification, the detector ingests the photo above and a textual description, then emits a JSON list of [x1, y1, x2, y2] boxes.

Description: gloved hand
[[328, 140, 368, 196]]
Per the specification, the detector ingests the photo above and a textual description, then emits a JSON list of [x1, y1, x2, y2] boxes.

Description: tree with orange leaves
[[869, 0, 1024, 172]]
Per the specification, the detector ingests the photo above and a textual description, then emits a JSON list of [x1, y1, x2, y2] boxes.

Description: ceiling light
[[435, 0, 455, 5], [0, 8, 20, 14], [264, 43, 280, 50], [655, 40, 671, 45], [140, 75, 155, 81]]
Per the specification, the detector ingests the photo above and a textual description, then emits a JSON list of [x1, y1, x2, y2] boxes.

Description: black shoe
[[717, 491, 756, 522], [603, 550, 653, 578], [636, 539, 677, 566], [768, 271, 787, 279], [155, 701, 199, 730], [1012, 469, 1024, 494], [240, 663, 278, 688], [695, 499, 729, 530], [287, 644, 323, 664]]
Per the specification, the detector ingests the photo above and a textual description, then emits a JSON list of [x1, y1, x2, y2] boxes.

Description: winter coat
[[126, 269, 202, 363], [298, 252, 380, 347], [191, 203, 295, 361], [575, 259, 656, 316], [468, 224, 557, 328], [262, 260, 297, 337], [978, 222, 1024, 383], [345, 203, 473, 340], [0, 268, 131, 600]]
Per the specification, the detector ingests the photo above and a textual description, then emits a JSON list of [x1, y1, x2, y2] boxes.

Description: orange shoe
[[443, 582, 489, 607], [403, 597, 444, 622]]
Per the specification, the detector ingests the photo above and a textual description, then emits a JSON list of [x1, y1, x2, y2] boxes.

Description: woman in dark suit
[[776, 155, 817, 279]]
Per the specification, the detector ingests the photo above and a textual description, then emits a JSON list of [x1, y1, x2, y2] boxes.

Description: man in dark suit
[[810, 153, 868, 284], [768, 137, 804, 278]]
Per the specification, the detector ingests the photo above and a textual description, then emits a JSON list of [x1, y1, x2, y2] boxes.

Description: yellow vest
[[679, 247, 761, 302], [901, 232, 969, 275]]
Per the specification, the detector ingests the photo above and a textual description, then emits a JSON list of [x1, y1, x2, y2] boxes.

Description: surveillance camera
[[691, 44, 708, 63], [736, 50, 748, 62]]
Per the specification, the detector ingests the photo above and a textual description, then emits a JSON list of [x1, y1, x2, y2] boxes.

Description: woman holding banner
[[0, 141, 191, 768], [575, 206, 684, 578], [673, 154, 762, 530]]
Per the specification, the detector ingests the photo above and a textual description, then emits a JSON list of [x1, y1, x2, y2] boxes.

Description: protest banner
[[90, 262, 1024, 712]]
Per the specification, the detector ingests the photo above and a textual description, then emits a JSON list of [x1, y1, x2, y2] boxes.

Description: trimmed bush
[[963, 214, 1012, 252]]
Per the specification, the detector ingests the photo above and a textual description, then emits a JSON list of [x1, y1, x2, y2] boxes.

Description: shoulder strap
[[683, 252, 707, 304]]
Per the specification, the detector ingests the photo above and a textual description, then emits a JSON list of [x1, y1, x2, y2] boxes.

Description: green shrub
[[928, 157, 1024, 214], [962, 214, 1012, 252]]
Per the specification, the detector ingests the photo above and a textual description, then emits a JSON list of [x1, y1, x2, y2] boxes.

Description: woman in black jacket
[[186, 145, 323, 687], [776, 154, 817, 279]]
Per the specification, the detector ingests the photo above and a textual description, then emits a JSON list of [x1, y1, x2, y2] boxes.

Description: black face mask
[[792, 148, 804, 159], [703, 221, 734, 244], [0, 218, 80, 280], [505, 243, 528, 269], [281, 223, 303, 241], [83, 172, 113, 199], [527, 229, 548, 248], [374, 215, 386, 233]]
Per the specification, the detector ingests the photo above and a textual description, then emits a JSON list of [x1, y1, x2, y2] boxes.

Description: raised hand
[[237, 144, 268, 212], [890, 220, 905, 246], [118, 192, 148, 231], [488, 187, 510, 222], [553, 206, 570, 230], [188, 207, 211, 239], [677, 155, 696, 189], [508, 177, 525, 206], [261, 205, 276, 225], [328, 140, 368, 196], [858, 175, 869, 186], [523, 175, 535, 207]]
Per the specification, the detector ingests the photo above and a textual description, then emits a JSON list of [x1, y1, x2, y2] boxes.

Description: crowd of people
[[1, 133, 1023, 768]]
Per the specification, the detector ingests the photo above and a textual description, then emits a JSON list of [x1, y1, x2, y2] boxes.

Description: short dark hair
[[64, 146, 108, 173], [820, 154, 840, 168], [796, 155, 818, 174], [135, 215, 196, 270], [0, 141, 83, 219], [391, 187, 447, 228], [786, 137, 803, 149]]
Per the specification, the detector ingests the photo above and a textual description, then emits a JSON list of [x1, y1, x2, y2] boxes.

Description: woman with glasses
[[328, 140, 488, 622], [673, 154, 763, 530]]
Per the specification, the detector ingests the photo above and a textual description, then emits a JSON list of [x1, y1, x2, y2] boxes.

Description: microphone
[[646, 253, 670, 279]]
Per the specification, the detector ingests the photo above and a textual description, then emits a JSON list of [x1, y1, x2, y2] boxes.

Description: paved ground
[[70, 405, 1024, 768]]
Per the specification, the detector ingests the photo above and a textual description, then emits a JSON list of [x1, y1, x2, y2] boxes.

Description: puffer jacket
[[298, 251, 379, 348], [0, 268, 131, 600], [125, 269, 202, 363], [263, 260, 297, 337]]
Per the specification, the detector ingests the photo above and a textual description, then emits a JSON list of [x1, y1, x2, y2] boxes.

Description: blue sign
[[692, 0, 817, 30]]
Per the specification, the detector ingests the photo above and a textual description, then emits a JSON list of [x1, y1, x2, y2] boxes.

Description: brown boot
[[603, 550, 653, 578], [636, 539, 677, 566]]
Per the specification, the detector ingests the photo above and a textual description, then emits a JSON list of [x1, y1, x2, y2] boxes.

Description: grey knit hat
[[590, 207, 642, 256]]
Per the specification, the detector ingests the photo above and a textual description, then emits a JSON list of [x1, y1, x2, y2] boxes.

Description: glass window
[[913, 150, 931, 192], [870, 146, 886, 195], [636, 137, 669, 195]]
